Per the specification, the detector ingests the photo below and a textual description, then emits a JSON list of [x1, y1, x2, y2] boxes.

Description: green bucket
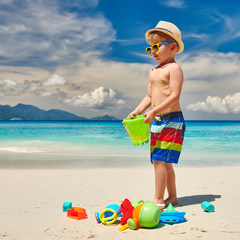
[[139, 201, 161, 228], [122, 115, 149, 146]]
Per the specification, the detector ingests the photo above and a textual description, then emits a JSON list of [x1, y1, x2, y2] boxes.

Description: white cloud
[[179, 52, 240, 81], [0, 24, 28, 34], [57, 0, 99, 10], [0, 79, 16, 87], [0, 79, 21, 96], [43, 74, 66, 87], [186, 92, 240, 114], [64, 87, 125, 108], [179, 51, 240, 109], [162, 0, 186, 8], [0, 0, 115, 66], [41, 91, 53, 97], [0, 75, 67, 103], [213, 12, 240, 44]]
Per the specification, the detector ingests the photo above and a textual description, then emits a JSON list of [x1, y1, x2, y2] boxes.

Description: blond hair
[[146, 31, 178, 45]]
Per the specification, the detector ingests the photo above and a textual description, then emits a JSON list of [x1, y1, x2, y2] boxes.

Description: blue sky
[[0, 0, 240, 120]]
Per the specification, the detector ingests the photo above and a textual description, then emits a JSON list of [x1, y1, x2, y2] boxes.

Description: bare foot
[[164, 197, 178, 207], [152, 199, 166, 209]]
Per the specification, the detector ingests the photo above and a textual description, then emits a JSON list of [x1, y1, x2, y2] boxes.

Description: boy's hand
[[127, 112, 138, 119], [144, 110, 155, 123]]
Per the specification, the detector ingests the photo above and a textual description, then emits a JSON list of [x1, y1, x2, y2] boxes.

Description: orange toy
[[127, 202, 144, 230], [67, 207, 87, 220]]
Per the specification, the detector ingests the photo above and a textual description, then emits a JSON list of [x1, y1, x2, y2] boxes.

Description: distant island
[[0, 103, 119, 121]]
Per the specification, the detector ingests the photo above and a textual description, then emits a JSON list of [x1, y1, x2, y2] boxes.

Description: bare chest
[[149, 67, 170, 87]]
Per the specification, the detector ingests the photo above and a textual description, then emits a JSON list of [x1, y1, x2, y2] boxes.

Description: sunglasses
[[146, 42, 176, 55]]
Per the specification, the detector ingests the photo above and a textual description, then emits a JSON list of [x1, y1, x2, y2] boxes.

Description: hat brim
[[145, 29, 184, 54]]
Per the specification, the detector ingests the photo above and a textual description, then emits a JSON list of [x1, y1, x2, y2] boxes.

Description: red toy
[[67, 207, 87, 220], [120, 198, 134, 225]]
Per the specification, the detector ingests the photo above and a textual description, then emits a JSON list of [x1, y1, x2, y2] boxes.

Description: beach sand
[[0, 165, 240, 240]]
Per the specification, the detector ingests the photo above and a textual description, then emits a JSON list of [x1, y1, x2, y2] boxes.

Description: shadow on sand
[[177, 194, 221, 207]]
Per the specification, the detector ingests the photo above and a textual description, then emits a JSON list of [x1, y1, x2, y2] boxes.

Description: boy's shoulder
[[168, 62, 182, 70], [167, 62, 183, 75]]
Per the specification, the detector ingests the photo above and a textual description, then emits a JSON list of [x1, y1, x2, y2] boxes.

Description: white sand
[[0, 166, 240, 240]]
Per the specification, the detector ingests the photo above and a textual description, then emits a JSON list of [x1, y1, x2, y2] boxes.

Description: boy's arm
[[144, 64, 183, 123], [128, 73, 152, 118]]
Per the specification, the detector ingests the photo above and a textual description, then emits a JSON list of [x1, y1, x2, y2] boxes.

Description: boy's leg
[[164, 163, 178, 206], [152, 161, 167, 207]]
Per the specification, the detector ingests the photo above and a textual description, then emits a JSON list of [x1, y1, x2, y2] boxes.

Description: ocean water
[[0, 121, 239, 168]]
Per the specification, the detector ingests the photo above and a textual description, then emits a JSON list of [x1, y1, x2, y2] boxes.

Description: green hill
[[0, 103, 87, 121], [90, 115, 119, 121]]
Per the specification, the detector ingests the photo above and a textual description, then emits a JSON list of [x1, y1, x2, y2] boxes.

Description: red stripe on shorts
[[151, 129, 183, 146]]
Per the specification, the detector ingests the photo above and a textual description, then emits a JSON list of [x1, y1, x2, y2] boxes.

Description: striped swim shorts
[[150, 111, 186, 164]]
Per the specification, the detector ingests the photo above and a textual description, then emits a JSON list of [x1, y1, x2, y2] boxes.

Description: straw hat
[[145, 21, 184, 54]]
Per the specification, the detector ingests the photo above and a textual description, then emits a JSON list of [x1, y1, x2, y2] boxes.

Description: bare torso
[[149, 63, 182, 115]]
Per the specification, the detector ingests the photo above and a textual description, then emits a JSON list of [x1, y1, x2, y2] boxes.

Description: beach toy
[[67, 207, 87, 220], [119, 224, 130, 231], [63, 202, 72, 212], [201, 201, 215, 212], [164, 203, 178, 213], [127, 201, 161, 230], [139, 201, 161, 228], [132, 200, 144, 208], [160, 203, 186, 224], [122, 115, 149, 145], [120, 198, 135, 225], [95, 204, 121, 225]]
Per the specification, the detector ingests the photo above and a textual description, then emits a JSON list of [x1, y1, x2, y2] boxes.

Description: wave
[[0, 147, 42, 153]]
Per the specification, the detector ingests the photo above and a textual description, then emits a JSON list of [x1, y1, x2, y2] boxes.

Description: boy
[[128, 21, 185, 208]]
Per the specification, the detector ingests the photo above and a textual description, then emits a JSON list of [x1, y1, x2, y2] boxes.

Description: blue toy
[[63, 202, 72, 212], [201, 201, 215, 212], [160, 212, 186, 224], [95, 204, 121, 225], [160, 203, 186, 224]]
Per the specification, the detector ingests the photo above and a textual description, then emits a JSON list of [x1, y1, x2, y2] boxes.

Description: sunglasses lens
[[152, 44, 159, 52], [146, 47, 152, 55]]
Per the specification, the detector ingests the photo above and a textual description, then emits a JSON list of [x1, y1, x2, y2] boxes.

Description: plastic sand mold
[[201, 201, 215, 212], [67, 207, 87, 220], [122, 115, 149, 145], [160, 204, 186, 224], [63, 202, 72, 212]]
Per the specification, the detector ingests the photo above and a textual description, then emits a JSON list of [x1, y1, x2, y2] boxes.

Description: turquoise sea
[[0, 121, 240, 168]]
